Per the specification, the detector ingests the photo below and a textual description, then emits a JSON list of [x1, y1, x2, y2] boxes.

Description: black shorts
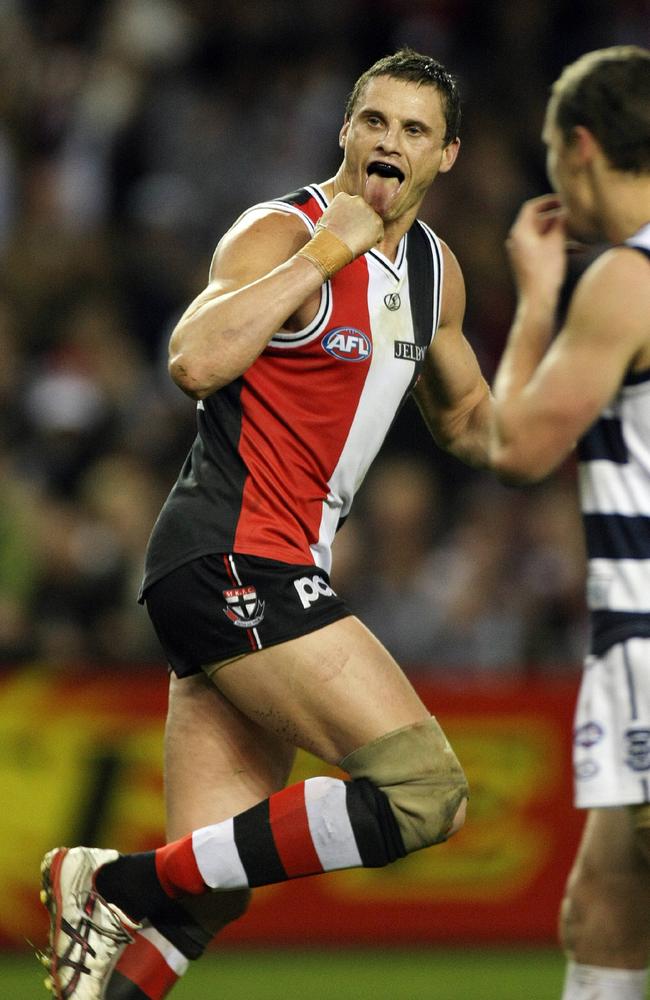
[[143, 553, 351, 678]]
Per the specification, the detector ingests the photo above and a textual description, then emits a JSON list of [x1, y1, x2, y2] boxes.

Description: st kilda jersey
[[140, 183, 445, 593]]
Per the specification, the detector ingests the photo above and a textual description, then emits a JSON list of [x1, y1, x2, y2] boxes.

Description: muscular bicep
[[492, 247, 650, 481], [177, 209, 312, 325], [167, 207, 325, 398], [414, 244, 491, 463], [513, 250, 650, 451]]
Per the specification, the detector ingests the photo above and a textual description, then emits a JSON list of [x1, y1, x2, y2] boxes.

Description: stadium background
[[0, 0, 649, 996]]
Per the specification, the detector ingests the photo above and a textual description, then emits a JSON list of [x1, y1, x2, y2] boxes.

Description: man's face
[[339, 75, 459, 221], [543, 115, 603, 243]]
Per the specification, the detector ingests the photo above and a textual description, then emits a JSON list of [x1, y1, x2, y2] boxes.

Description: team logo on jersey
[[222, 586, 265, 628], [322, 327, 372, 362], [624, 727, 650, 771], [574, 721, 604, 748], [394, 341, 426, 362], [384, 292, 401, 311]]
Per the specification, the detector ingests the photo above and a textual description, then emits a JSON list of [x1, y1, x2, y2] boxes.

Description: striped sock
[[105, 927, 189, 1000], [156, 776, 405, 895], [96, 777, 404, 915]]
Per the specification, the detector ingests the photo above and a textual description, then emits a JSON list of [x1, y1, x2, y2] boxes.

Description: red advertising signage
[[0, 666, 583, 949]]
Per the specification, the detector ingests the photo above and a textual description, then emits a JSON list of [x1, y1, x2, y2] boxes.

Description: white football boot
[[40, 847, 141, 998]]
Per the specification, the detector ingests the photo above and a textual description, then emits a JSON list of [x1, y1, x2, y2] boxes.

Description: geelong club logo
[[322, 327, 372, 362], [222, 586, 265, 628], [573, 721, 604, 748], [625, 727, 650, 772]]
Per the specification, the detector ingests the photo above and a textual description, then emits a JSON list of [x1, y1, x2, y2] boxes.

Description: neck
[[320, 171, 418, 262], [594, 170, 650, 243]]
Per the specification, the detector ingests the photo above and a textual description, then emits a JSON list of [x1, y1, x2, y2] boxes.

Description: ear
[[339, 120, 350, 149], [438, 137, 460, 174], [572, 125, 600, 165]]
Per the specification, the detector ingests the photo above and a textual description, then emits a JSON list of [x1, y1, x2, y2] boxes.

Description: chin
[[566, 214, 603, 245]]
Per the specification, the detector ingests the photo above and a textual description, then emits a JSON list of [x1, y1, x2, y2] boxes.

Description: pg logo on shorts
[[222, 586, 265, 628], [294, 575, 336, 610], [322, 327, 372, 362]]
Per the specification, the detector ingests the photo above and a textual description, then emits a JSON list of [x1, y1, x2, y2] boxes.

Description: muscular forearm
[[490, 294, 558, 481], [435, 389, 494, 468], [168, 255, 326, 400], [417, 378, 493, 469]]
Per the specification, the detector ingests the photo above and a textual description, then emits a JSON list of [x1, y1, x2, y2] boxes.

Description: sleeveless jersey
[[141, 183, 445, 593], [577, 222, 650, 655]]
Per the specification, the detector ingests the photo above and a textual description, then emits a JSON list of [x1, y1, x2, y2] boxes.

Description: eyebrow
[[359, 107, 434, 134]]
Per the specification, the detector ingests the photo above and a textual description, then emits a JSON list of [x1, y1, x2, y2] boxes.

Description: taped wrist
[[296, 226, 354, 280], [341, 716, 469, 854]]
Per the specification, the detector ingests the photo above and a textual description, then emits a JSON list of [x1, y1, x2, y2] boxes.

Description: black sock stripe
[[233, 799, 287, 887], [95, 852, 170, 923], [346, 778, 406, 867], [104, 970, 151, 1000], [149, 899, 212, 960]]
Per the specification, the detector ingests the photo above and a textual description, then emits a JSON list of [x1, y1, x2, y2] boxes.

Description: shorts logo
[[574, 721, 604, 748], [624, 727, 650, 772], [575, 759, 599, 780], [294, 575, 336, 610], [222, 586, 265, 628], [322, 327, 371, 362]]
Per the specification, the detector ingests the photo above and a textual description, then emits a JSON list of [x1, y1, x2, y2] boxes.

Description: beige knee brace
[[340, 716, 469, 853]]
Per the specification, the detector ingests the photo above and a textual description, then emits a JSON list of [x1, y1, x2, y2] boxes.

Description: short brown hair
[[345, 48, 461, 146], [547, 46, 650, 172]]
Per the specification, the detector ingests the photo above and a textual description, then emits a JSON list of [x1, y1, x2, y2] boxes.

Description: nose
[[376, 122, 402, 155]]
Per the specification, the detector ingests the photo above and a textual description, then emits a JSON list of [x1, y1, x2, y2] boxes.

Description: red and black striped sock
[[104, 927, 189, 1000], [159, 775, 404, 893], [96, 776, 405, 914]]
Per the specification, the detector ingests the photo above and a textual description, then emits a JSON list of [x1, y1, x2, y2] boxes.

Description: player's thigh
[[165, 671, 296, 840], [211, 615, 431, 765]]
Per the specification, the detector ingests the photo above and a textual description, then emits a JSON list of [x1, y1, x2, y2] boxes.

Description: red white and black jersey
[[141, 183, 444, 593]]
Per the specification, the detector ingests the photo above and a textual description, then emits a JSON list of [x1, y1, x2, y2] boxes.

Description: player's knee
[[557, 861, 586, 955], [342, 717, 469, 853], [558, 890, 577, 954]]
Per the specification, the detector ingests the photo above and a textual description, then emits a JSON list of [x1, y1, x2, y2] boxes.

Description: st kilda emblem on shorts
[[384, 292, 401, 311], [222, 586, 265, 628]]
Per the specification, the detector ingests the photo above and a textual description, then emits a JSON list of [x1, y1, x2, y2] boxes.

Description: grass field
[[9, 947, 650, 998], [3, 947, 570, 999]]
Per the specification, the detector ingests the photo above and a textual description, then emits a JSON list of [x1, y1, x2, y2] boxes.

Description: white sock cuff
[[563, 961, 648, 999]]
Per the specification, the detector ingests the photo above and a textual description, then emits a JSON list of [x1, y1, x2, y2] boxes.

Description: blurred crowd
[[0, 0, 648, 674]]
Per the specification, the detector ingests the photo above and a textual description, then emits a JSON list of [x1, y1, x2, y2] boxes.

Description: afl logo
[[322, 327, 372, 362]]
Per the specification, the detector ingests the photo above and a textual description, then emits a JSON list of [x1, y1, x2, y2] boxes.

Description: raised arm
[[168, 193, 384, 399], [490, 195, 650, 483], [413, 241, 492, 467]]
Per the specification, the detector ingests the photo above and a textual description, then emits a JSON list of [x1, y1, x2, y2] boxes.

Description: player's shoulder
[[210, 199, 313, 281], [575, 243, 650, 307]]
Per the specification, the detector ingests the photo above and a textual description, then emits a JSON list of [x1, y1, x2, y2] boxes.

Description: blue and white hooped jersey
[[577, 222, 650, 655]]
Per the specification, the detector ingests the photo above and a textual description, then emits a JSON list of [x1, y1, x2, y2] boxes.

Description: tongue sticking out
[[364, 173, 400, 215]]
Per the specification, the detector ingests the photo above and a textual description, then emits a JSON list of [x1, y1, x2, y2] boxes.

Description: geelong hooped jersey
[[577, 222, 650, 655], [141, 184, 444, 592]]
